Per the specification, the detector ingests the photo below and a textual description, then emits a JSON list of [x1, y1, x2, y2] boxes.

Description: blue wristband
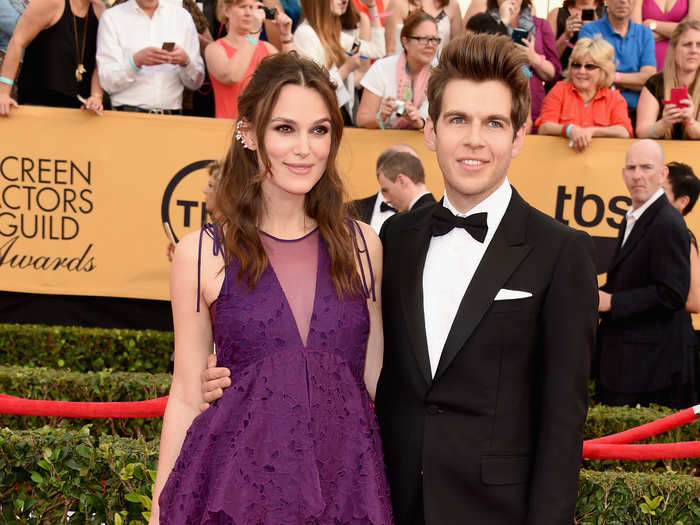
[[0, 76, 14, 86], [376, 109, 385, 130], [565, 123, 573, 138], [128, 55, 141, 72]]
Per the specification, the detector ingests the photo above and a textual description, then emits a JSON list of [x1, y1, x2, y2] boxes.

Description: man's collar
[[443, 177, 511, 218], [409, 190, 431, 211], [627, 187, 665, 220]]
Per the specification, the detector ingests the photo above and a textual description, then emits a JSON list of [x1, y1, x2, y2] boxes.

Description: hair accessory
[[0, 76, 13, 86], [235, 120, 249, 148], [521, 65, 533, 78]]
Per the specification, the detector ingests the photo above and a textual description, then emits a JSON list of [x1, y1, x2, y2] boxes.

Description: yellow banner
[[1, 107, 699, 304]]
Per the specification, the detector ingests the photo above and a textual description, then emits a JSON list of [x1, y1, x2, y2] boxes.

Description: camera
[[395, 100, 405, 115], [260, 5, 276, 19]]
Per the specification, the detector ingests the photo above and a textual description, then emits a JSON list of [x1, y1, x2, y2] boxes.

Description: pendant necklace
[[72, 9, 89, 82]]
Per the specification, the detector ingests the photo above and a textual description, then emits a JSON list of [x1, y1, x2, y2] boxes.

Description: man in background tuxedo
[[377, 151, 435, 213], [376, 33, 598, 525], [352, 143, 421, 232], [597, 140, 695, 409]]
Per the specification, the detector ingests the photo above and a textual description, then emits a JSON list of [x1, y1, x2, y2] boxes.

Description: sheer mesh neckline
[[259, 227, 319, 243]]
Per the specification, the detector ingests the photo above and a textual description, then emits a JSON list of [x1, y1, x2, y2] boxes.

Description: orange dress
[[210, 39, 270, 119]]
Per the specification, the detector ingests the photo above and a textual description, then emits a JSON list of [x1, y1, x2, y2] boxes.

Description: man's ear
[[679, 195, 690, 213], [510, 124, 526, 158], [424, 116, 437, 152]]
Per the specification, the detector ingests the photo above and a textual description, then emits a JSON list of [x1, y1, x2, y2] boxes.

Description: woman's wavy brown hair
[[662, 20, 700, 139], [301, 0, 346, 68], [215, 52, 360, 297]]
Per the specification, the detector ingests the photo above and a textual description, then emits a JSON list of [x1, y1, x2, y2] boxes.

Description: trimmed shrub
[[0, 427, 698, 524], [0, 366, 170, 439], [0, 323, 173, 373]]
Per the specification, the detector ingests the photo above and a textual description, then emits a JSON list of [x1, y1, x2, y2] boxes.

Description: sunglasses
[[570, 62, 600, 71], [406, 36, 442, 45]]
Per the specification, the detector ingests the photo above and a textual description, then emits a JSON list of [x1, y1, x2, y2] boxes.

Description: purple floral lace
[[159, 228, 393, 524]]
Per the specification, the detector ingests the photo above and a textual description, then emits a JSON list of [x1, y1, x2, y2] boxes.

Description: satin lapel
[[399, 209, 434, 386], [433, 191, 533, 382], [607, 196, 666, 273]]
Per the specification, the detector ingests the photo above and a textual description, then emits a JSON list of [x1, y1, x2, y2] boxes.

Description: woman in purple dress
[[149, 52, 392, 525]]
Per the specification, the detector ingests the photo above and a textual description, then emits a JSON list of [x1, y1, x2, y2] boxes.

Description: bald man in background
[[597, 139, 696, 409]]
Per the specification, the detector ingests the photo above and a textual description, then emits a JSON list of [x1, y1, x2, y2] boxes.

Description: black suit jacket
[[409, 192, 436, 211], [376, 189, 598, 525], [597, 194, 692, 393], [351, 194, 378, 224]]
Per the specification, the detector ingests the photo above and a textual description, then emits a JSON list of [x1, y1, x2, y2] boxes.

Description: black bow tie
[[380, 201, 396, 213], [431, 206, 488, 242]]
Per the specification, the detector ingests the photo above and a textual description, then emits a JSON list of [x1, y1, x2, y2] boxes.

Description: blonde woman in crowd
[[636, 19, 700, 139], [536, 36, 633, 151]]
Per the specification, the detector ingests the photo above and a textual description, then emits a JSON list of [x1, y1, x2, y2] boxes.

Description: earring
[[235, 120, 249, 149]]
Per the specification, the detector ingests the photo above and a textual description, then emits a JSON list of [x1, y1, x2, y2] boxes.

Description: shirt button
[[427, 404, 439, 415]]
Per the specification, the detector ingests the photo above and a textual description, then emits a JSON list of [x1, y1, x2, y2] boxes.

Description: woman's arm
[[0, 0, 63, 115], [590, 124, 631, 137], [262, 0, 285, 49], [447, 0, 463, 41], [462, 0, 487, 25], [686, 242, 700, 313], [356, 88, 383, 127], [384, 0, 406, 55], [355, 221, 384, 400], [204, 39, 258, 85], [635, 85, 663, 137], [353, 4, 386, 58], [149, 232, 218, 525]]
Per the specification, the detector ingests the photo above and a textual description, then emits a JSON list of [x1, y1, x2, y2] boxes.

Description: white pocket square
[[494, 288, 533, 301]]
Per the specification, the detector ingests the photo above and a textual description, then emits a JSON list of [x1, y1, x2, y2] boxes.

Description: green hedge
[[0, 427, 698, 524], [0, 366, 170, 439], [1, 366, 698, 469], [0, 323, 173, 373]]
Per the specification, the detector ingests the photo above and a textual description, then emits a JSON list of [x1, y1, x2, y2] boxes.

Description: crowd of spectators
[[0, 0, 698, 138]]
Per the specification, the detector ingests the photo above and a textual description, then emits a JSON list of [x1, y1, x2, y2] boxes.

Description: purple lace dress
[[159, 225, 393, 525]]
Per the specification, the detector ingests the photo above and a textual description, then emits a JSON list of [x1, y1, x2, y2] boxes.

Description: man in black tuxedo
[[376, 33, 598, 525], [597, 140, 695, 409], [377, 151, 435, 213], [351, 144, 421, 232]]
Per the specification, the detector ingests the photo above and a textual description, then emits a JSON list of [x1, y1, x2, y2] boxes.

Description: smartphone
[[260, 5, 276, 19], [162, 42, 175, 52], [581, 9, 595, 21], [662, 86, 689, 106], [351, 39, 360, 55], [511, 28, 529, 45]]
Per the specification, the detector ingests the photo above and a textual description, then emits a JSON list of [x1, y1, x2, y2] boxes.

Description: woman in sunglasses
[[355, 9, 436, 129], [536, 35, 633, 152]]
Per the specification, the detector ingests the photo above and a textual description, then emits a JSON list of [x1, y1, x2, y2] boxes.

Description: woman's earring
[[235, 120, 249, 149]]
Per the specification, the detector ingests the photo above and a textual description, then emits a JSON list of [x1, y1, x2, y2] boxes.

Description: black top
[[644, 73, 684, 139], [555, 5, 606, 70], [18, 0, 98, 105]]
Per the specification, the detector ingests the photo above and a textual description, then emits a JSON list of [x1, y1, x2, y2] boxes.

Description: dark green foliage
[[0, 323, 173, 373]]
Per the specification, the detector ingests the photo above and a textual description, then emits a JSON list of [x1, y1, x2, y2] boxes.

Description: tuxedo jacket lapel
[[433, 190, 533, 382], [399, 208, 434, 386], [608, 196, 666, 273]]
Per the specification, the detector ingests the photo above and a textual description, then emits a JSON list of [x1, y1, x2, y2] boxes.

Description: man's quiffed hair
[[378, 152, 426, 184], [667, 161, 700, 216], [427, 33, 531, 135]]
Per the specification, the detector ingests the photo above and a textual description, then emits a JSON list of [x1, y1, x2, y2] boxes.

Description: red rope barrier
[[583, 441, 700, 460], [1, 393, 698, 459], [0, 393, 167, 418], [585, 406, 700, 445]]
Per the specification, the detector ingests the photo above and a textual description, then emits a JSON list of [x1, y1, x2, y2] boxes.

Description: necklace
[[72, 8, 89, 83]]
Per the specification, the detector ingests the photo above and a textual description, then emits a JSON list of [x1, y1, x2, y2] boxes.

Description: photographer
[[356, 9, 436, 129]]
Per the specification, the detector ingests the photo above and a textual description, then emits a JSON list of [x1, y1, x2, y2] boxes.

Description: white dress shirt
[[423, 177, 512, 377], [622, 187, 664, 246], [369, 191, 396, 234], [97, 0, 204, 110]]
